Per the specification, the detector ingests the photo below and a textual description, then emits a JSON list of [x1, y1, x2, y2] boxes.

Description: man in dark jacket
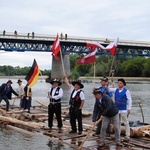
[[92, 88, 123, 147], [0, 80, 19, 111]]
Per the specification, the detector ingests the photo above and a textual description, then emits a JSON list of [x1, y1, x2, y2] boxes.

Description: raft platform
[[0, 101, 150, 150]]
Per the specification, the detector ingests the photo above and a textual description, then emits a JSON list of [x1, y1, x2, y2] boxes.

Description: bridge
[[0, 32, 150, 78]]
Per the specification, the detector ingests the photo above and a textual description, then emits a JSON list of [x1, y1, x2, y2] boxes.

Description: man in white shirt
[[109, 78, 132, 141], [17, 79, 24, 109], [64, 75, 85, 135], [48, 78, 63, 133]]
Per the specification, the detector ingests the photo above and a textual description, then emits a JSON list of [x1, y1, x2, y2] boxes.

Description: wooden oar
[[78, 117, 102, 150]]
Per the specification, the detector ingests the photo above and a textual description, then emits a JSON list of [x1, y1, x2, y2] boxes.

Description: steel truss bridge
[[0, 32, 150, 59]]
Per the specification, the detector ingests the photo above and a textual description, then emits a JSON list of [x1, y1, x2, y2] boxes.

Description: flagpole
[[60, 49, 65, 75], [109, 56, 115, 78], [93, 62, 96, 81]]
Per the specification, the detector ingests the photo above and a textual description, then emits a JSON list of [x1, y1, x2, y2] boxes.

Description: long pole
[[93, 62, 96, 81], [60, 49, 65, 75], [109, 56, 115, 78], [79, 118, 102, 149]]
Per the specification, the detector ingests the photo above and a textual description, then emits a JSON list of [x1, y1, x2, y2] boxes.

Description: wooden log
[[36, 100, 48, 107], [0, 115, 44, 129], [5, 125, 35, 136], [130, 125, 150, 137]]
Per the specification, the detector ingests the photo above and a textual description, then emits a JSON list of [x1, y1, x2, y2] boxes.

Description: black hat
[[7, 80, 13, 84], [72, 80, 84, 89], [50, 78, 62, 86], [17, 79, 22, 83], [92, 88, 103, 94], [101, 77, 108, 82], [118, 78, 126, 86]]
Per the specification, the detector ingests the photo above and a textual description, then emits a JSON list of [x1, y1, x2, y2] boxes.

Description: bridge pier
[[51, 53, 70, 79]]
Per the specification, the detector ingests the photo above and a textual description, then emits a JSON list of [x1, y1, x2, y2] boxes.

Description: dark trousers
[[48, 103, 62, 128], [69, 107, 83, 132], [0, 96, 9, 111], [22, 96, 31, 112]]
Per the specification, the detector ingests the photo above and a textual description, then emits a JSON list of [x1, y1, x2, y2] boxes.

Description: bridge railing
[[0, 31, 150, 47]]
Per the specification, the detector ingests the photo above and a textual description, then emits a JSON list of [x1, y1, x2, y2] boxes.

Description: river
[[0, 78, 149, 150]]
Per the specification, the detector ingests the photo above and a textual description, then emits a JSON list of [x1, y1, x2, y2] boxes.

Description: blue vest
[[115, 88, 127, 110]]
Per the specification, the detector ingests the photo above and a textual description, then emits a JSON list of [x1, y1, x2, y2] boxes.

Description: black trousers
[[48, 103, 62, 128], [69, 107, 83, 132], [0, 96, 9, 111]]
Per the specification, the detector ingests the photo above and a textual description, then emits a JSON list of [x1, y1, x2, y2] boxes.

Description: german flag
[[25, 59, 40, 88]]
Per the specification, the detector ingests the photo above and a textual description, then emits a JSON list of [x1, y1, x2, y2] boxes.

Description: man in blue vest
[[64, 75, 85, 135], [92, 77, 113, 136], [0, 80, 19, 111], [48, 78, 63, 133], [109, 78, 132, 141], [92, 88, 123, 147]]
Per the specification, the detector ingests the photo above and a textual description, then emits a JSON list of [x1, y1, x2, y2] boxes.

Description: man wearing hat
[[17, 79, 24, 109], [64, 75, 85, 135], [48, 78, 63, 132], [93, 76, 113, 136], [109, 78, 132, 141], [0, 80, 19, 111], [92, 88, 123, 146]]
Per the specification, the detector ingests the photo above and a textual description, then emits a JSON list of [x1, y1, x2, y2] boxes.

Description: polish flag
[[52, 34, 61, 60], [77, 48, 97, 64], [86, 42, 105, 50], [105, 38, 119, 56]]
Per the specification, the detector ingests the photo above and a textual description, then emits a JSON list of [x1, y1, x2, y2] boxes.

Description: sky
[[0, 0, 150, 69]]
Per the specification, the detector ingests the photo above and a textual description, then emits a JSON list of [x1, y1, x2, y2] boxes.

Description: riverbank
[[79, 76, 150, 81]]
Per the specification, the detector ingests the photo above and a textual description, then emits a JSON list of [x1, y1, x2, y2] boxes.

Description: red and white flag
[[77, 48, 97, 64], [86, 42, 105, 50], [52, 34, 61, 60], [105, 38, 119, 56]]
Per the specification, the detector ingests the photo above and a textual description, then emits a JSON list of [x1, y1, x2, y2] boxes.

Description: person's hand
[[127, 109, 131, 115], [64, 74, 67, 78], [100, 115, 105, 120], [92, 122, 96, 126], [49, 95, 53, 99], [92, 87, 96, 91]]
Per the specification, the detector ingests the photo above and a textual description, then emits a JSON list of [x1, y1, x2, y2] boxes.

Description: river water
[[0, 78, 149, 150]]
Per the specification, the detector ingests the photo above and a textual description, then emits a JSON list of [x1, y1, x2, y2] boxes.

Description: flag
[[105, 38, 119, 56], [77, 48, 97, 64], [25, 59, 40, 88], [52, 34, 61, 60], [86, 42, 105, 50]]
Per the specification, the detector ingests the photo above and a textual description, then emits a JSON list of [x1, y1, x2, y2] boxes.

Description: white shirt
[[17, 84, 24, 96], [109, 87, 132, 113], [48, 86, 63, 100], [70, 86, 85, 100]]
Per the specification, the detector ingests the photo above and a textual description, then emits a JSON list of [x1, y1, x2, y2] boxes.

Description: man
[[64, 75, 85, 135], [48, 78, 63, 133], [93, 77, 113, 136], [92, 88, 123, 147], [0, 80, 19, 111], [109, 78, 132, 141], [17, 79, 24, 110]]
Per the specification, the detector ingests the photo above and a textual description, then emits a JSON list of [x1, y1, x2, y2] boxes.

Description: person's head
[[7, 80, 13, 86], [72, 80, 84, 90], [92, 88, 103, 99], [17, 79, 22, 86], [101, 77, 108, 86], [118, 78, 126, 88], [50, 78, 61, 87]]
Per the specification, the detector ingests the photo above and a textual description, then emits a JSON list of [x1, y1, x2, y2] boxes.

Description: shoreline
[[0, 76, 150, 81]]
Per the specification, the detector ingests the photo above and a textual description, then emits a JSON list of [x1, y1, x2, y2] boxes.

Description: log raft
[[0, 104, 150, 150]]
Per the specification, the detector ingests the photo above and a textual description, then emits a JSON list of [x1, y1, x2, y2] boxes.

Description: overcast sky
[[0, 0, 150, 69]]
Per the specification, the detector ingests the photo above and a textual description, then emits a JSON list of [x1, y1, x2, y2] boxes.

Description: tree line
[[69, 54, 150, 79], [0, 65, 51, 76], [0, 56, 149, 78]]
